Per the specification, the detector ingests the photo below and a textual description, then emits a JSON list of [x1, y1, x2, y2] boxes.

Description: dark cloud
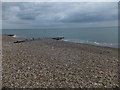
[[2, 2, 118, 29], [17, 12, 37, 20], [60, 12, 117, 23]]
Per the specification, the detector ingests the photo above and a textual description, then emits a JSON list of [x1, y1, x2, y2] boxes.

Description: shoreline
[[3, 34, 118, 49]]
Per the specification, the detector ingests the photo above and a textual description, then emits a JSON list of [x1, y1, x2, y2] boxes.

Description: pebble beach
[[2, 35, 119, 88]]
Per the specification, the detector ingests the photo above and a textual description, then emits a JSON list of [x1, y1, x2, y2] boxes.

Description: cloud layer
[[2, 2, 118, 29]]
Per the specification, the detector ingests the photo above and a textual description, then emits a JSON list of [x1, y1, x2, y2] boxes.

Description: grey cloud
[[60, 11, 117, 23], [16, 11, 38, 20], [57, 3, 118, 23], [2, 2, 118, 29]]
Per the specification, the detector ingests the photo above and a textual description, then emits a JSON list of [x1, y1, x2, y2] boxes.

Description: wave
[[63, 39, 118, 48]]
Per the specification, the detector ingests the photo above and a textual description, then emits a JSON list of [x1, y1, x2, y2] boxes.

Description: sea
[[2, 27, 119, 48]]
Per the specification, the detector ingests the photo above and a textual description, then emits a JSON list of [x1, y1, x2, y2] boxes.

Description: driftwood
[[14, 40, 25, 43], [52, 37, 64, 40], [14, 37, 64, 43], [7, 34, 14, 37]]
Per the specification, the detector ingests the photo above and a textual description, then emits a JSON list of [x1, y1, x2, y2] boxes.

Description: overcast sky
[[2, 2, 118, 29]]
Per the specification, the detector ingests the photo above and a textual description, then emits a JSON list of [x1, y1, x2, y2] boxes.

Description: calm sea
[[2, 27, 118, 48]]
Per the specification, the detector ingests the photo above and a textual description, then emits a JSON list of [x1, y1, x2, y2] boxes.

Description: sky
[[2, 2, 118, 29]]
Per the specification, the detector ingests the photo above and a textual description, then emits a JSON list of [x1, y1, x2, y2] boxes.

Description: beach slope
[[2, 35, 119, 88]]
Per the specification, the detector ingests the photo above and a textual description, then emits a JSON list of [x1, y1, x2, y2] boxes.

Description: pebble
[[2, 35, 119, 88]]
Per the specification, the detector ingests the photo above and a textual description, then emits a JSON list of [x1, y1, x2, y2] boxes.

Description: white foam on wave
[[63, 39, 69, 41], [63, 39, 89, 44], [63, 39, 118, 48], [94, 42, 100, 45], [13, 35, 16, 38], [110, 43, 113, 45]]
